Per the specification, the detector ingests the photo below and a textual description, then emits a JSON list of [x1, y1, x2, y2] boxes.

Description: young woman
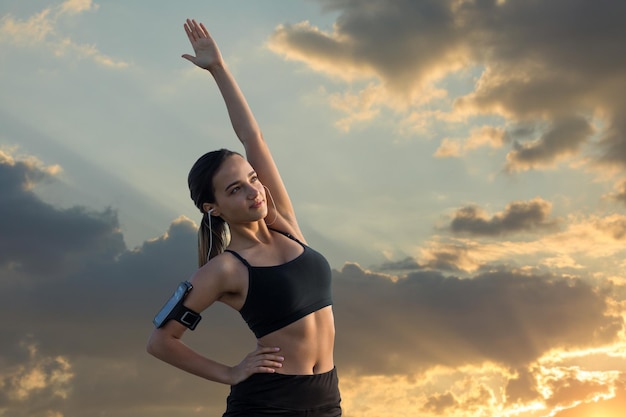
[[146, 19, 341, 416]]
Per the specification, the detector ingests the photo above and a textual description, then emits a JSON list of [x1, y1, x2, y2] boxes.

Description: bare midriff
[[257, 306, 335, 375]]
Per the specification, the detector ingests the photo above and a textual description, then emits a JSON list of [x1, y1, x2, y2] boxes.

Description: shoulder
[[189, 251, 247, 297], [267, 217, 307, 245]]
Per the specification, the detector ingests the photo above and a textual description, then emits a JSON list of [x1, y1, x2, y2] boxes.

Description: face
[[207, 154, 267, 224]]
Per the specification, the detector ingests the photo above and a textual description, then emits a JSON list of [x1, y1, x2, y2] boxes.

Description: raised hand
[[182, 19, 223, 70], [229, 345, 285, 385]]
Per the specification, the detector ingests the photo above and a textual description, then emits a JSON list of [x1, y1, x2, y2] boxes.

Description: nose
[[247, 184, 260, 199]]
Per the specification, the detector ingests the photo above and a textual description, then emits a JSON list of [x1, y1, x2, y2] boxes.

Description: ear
[[202, 202, 220, 216]]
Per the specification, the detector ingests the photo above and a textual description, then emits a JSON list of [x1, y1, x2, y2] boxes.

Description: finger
[[186, 19, 200, 39], [191, 19, 204, 38], [252, 357, 282, 366], [253, 361, 283, 373], [181, 54, 196, 63], [257, 355, 284, 365], [255, 346, 281, 354], [264, 358, 284, 367], [199, 22, 210, 37], [184, 20, 195, 41], [257, 366, 280, 373], [255, 354, 284, 369]]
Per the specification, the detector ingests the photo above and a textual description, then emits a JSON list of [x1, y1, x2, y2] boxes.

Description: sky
[[1, 0, 625, 416]]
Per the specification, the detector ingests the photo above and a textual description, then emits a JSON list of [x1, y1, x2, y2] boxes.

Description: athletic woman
[[147, 19, 341, 416]]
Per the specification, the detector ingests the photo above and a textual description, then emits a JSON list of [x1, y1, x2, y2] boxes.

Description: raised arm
[[182, 19, 301, 237]]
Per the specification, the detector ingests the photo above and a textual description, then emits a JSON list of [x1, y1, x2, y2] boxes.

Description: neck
[[228, 220, 271, 248]]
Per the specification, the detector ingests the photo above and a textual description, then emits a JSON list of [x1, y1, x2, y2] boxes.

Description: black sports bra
[[225, 229, 333, 338]]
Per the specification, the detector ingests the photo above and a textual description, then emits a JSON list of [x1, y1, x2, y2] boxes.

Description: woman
[[146, 19, 341, 416]]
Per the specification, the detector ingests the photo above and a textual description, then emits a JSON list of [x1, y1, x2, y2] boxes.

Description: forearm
[[147, 333, 233, 385], [208, 62, 262, 146]]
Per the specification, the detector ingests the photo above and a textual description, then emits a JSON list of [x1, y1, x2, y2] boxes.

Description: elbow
[[146, 330, 164, 358], [146, 327, 182, 360]]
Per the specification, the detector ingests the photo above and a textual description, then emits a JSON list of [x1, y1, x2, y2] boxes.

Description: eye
[[230, 186, 240, 194], [251, 175, 259, 183]]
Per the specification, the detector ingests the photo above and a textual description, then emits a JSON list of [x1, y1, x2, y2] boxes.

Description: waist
[[227, 367, 341, 410], [257, 306, 335, 374]]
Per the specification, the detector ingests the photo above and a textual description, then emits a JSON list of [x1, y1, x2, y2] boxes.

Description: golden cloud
[[0, 1, 126, 68]]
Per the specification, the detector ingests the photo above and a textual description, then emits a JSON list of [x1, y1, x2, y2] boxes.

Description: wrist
[[224, 365, 238, 385], [206, 60, 226, 73]]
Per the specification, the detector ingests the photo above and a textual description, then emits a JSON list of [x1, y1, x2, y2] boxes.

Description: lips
[[251, 200, 264, 209]]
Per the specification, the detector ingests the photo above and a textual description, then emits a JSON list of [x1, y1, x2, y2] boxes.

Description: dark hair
[[188, 148, 242, 266]]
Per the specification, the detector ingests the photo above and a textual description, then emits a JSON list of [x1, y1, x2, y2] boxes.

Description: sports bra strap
[[224, 249, 252, 268], [268, 228, 303, 245], [224, 229, 303, 268]]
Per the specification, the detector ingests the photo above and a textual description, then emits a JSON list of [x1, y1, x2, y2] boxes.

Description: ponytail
[[197, 212, 229, 267]]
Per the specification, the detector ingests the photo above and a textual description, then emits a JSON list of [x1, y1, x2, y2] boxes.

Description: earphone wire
[[205, 208, 214, 262], [264, 185, 278, 226]]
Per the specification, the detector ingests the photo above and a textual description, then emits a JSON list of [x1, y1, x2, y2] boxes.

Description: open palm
[[182, 19, 223, 70]]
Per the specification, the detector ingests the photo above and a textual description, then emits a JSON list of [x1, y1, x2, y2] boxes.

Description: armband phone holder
[[153, 281, 202, 330]]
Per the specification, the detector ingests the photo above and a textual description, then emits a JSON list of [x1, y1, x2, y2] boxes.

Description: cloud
[[0, 0, 126, 68], [0, 150, 125, 280], [363, 206, 626, 279], [604, 178, 626, 206], [543, 371, 617, 409], [0, 339, 74, 403], [0, 150, 235, 416], [452, 0, 626, 170], [504, 116, 594, 172], [60, 0, 98, 15], [269, 1, 468, 95], [331, 262, 626, 415], [377, 256, 423, 272], [1, 149, 625, 416], [268, 0, 469, 132], [448, 197, 559, 237], [269, 0, 626, 172], [435, 125, 508, 158], [505, 367, 540, 404], [333, 263, 621, 374], [423, 391, 457, 414], [414, 212, 626, 274], [552, 382, 626, 417]]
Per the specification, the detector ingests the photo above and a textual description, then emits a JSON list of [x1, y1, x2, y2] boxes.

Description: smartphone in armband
[[153, 281, 202, 330]]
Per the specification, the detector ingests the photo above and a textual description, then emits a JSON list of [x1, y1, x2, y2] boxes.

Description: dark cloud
[[272, 0, 626, 170], [377, 256, 423, 271], [420, 244, 475, 272], [272, 0, 465, 95], [456, 0, 626, 170], [333, 263, 622, 375], [0, 154, 237, 416], [422, 385, 492, 415], [598, 107, 626, 168], [449, 198, 559, 236], [505, 116, 593, 172], [505, 367, 540, 404], [423, 392, 457, 414], [1, 152, 623, 416], [0, 153, 125, 280]]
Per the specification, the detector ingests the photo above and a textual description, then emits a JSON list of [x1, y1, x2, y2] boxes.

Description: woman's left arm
[[183, 19, 299, 234]]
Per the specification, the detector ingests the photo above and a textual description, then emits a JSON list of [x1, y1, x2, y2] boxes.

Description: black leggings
[[222, 367, 342, 416]]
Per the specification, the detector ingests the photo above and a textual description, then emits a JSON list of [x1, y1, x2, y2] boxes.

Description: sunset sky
[[1, 0, 625, 416]]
